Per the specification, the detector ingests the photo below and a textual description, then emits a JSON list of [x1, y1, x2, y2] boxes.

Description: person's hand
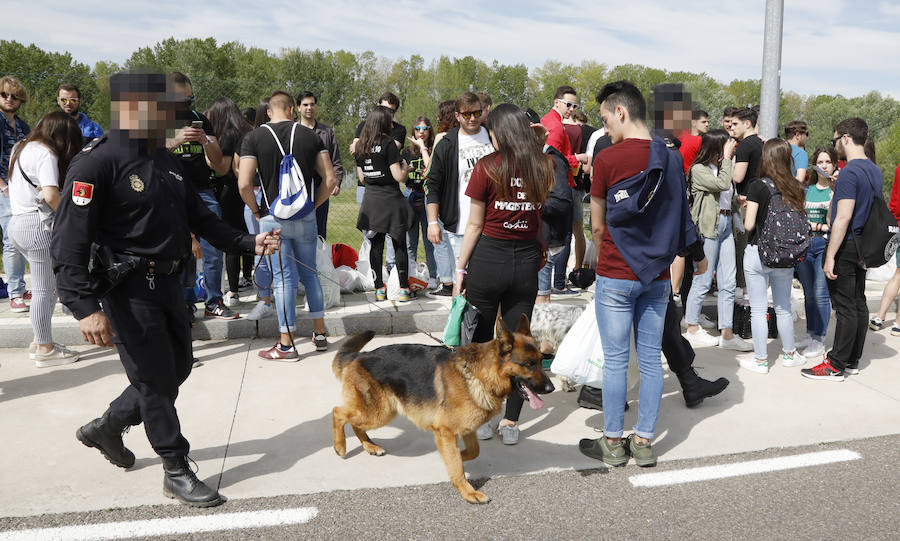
[[824, 255, 837, 280], [693, 257, 708, 276], [724, 138, 737, 159], [79, 310, 115, 347], [738, 195, 748, 208], [255, 229, 282, 256], [832, 169, 840, 182], [172, 127, 205, 146], [348, 140, 357, 156], [191, 236, 203, 260], [452, 274, 466, 297], [331, 184, 341, 196], [407, 135, 425, 150], [427, 223, 442, 244], [530, 122, 549, 142], [575, 153, 590, 164]]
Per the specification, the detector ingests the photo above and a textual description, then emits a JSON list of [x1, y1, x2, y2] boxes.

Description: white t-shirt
[[709, 164, 734, 210], [9, 142, 59, 215], [454, 127, 494, 234]]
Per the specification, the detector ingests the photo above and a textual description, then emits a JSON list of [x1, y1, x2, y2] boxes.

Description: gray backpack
[[757, 178, 809, 268]]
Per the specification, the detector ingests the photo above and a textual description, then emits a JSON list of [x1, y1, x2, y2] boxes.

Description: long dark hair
[[206, 97, 252, 146], [253, 97, 270, 129], [687, 129, 730, 186], [409, 116, 433, 156], [10, 111, 82, 187], [483, 103, 553, 203], [759, 138, 805, 212], [435, 100, 458, 134], [356, 106, 393, 158], [810, 146, 837, 189]]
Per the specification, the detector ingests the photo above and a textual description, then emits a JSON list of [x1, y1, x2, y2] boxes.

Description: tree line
[[2, 37, 899, 188]]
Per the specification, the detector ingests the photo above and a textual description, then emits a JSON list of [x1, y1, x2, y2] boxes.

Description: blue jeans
[[197, 189, 224, 308], [406, 191, 437, 279], [685, 213, 736, 329], [595, 276, 669, 440], [431, 220, 457, 284], [243, 191, 273, 300], [538, 236, 571, 295], [795, 234, 830, 340], [0, 195, 26, 297], [743, 244, 795, 359], [260, 212, 323, 332]]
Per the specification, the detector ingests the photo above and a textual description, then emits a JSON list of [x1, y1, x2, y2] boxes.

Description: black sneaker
[[800, 358, 845, 381], [426, 284, 454, 299], [205, 300, 239, 319], [238, 277, 253, 290], [313, 333, 328, 352]]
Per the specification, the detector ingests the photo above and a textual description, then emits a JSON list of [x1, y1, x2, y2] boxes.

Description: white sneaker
[[803, 340, 826, 358], [698, 314, 716, 330], [794, 334, 812, 349], [683, 328, 720, 348], [476, 422, 494, 440], [427, 278, 438, 290], [246, 300, 275, 320], [719, 335, 753, 352], [223, 292, 240, 307], [499, 424, 520, 445], [781, 350, 805, 367], [737, 352, 769, 374], [33, 344, 80, 368]]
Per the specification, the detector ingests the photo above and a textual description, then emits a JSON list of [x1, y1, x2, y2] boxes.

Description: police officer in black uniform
[[51, 71, 280, 508]]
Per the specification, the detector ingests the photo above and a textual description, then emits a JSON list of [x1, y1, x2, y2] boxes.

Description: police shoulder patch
[[81, 134, 106, 153], [72, 181, 95, 206]]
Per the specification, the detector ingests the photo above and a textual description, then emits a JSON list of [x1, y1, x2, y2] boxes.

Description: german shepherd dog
[[331, 314, 555, 503]]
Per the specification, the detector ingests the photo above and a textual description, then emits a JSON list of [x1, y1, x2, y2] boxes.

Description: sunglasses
[[59, 97, 80, 105], [831, 134, 844, 146], [184, 95, 196, 106], [458, 109, 483, 120], [0, 91, 22, 102], [415, 125, 430, 131], [557, 99, 579, 109]]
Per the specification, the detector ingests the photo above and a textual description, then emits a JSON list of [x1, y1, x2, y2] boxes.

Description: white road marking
[[0, 507, 319, 541], [629, 449, 861, 487]]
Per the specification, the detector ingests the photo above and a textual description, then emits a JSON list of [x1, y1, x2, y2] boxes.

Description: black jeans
[[826, 239, 868, 370], [370, 232, 408, 289], [466, 235, 540, 422]]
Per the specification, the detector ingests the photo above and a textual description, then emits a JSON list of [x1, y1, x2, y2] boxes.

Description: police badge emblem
[[129, 174, 145, 192]]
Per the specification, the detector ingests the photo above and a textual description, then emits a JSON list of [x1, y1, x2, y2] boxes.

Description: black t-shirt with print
[[240, 121, 326, 212], [401, 147, 427, 190], [746, 178, 773, 245], [735, 134, 763, 196], [172, 111, 215, 190], [355, 136, 401, 187]]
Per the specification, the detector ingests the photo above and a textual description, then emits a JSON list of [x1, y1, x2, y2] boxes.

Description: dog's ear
[[495, 316, 510, 341], [515, 313, 531, 335]]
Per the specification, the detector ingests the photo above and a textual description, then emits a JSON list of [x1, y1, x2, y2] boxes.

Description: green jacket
[[689, 160, 738, 239]]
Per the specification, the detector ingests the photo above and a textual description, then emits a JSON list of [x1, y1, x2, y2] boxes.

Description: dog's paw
[[462, 490, 490, 504], [363, 442, 386, 456], [333, 444, 347, 458]]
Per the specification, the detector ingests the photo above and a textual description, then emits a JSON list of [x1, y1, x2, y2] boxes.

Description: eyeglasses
[[557, 99, 579, 109], [59, 97, 80, 105], [184, 95, 195, 106], [458, 109, 483, 120], [415, 126, 430, 131], [831, 134, 845, 146], [0, 91, 22, 102]]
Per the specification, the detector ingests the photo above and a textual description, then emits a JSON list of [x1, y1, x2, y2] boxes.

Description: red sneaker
[[258, 343, 298, 361], [10, 298, 28, 313], [22, 290, 32, 302], [800, 358, 845, 382]]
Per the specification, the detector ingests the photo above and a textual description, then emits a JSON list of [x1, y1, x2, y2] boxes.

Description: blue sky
[[7, 0, 900, 99]]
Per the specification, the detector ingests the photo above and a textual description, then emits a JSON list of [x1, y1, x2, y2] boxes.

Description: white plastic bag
[[867, 259, 896, 282], [357, 267, 376, 291], [305, 236, 341, 309], [583, 239, 596, 270], [336, 265, 361, 293], [409, 262, 430, 292], [551, 304, 640, 389], [386, 266, 401, 300]]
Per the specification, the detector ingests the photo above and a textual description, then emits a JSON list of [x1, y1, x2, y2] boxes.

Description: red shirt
[[590, 138, 670, 282], [541, 109, 579, 185], [466, 155, 541, 240], [890, 162, 900, 224], [678, 132, 701, 174]]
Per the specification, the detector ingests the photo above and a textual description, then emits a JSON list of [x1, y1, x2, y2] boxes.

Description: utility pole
[[759, 0, 784, 140]]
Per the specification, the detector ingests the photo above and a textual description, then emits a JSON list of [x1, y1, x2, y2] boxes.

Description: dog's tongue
[[520, 382, 544, 410]]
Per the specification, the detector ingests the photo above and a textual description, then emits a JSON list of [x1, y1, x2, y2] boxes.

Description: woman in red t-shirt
[[453, 104, 553, 445]]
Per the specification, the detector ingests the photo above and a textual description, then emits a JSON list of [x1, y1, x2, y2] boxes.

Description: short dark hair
[[297, 91, 317, 104], [596, 80, 646, 122], [456, 91, 481, 112], [784, 120, 808, 139], [58, 84, 80, 98], [733, 106, 757, 127], [693, 109, 709, 120], [110, 71, 166, 100], [378, 91, 400, 109], [476, 91, 492, 108], [723, 106, 740, 118], [834, 117, 868, 146], [268, 90, 295, 113], [167, 71, 192, 87], [572, 110, 588, 123], [554, 85, 577, 100]]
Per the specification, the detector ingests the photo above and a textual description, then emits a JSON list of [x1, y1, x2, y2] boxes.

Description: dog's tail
[[332, 330, 376, 378]]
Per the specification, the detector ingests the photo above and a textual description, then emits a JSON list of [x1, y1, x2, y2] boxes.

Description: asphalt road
[[3, 435, 898, 540]]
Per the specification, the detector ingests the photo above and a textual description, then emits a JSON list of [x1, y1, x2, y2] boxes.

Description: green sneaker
[[578, 437, 628, 467], [625, 434, 657, 467]]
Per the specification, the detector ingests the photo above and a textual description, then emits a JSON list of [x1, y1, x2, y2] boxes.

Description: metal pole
[[759, 0, 784, 140]]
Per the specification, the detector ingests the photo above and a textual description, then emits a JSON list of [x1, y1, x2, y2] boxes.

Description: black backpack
[[756, 178, 809, 268], [849, 166, 900, 268]]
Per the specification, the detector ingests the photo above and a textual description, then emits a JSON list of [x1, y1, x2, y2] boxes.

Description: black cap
[[109, 71, 167, 99]]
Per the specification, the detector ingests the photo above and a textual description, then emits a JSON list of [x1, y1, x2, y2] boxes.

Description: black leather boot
[[76, 411, 135, 468], [161, 456, 224, 508], [679, 369, 729, 408], [577, 386, 629, 411]]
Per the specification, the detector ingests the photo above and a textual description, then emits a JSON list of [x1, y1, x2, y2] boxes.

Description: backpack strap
[[288, 122, 297, 153], [262, 123, 288, 157]]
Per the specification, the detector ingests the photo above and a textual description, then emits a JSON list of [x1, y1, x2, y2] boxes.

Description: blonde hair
[[0, 76, 27, 102]]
